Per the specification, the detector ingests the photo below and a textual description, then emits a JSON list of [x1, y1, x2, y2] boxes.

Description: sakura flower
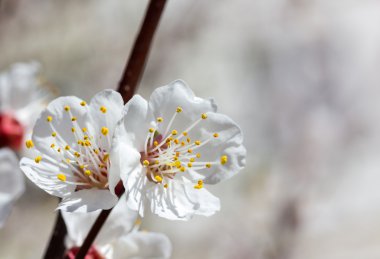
[[0, 148, 25, 228], [62, 198, 172, 259], [110, 80, 246, 220], [0, 61, 53, 151], [20, 90, 124, 212]]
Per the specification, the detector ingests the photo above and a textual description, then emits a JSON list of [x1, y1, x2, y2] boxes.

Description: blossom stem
[[117, 0, 167, 102], [43, 209, 67, 259]]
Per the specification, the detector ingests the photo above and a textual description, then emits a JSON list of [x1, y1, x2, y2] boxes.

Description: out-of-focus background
[[1, 0, 380, 258]]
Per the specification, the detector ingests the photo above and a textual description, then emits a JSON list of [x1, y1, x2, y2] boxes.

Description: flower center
[[141, 107, 227, 189], [0, 113, 24, 150], [65, 246, 105, 259], [26, 103, 111, 190]]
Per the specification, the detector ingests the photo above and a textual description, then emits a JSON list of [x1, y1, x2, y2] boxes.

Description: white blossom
[[0, 148, 25, 228], [110, 80, 246, 220], [62, 198, 172, 259], [20, 90, 124, 212]]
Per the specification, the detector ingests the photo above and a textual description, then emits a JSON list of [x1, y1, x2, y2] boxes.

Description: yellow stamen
[[182, 131, 188, 136], [46, 116, 53, 122], [84, 170, 92, 176], [221, 155, 228, 165], [195, 140, 201, 145], [174, 139, 179, 144], [164, 183, 168, 188], [206, 163, 212, 168], [213, 133, 219, 138], [187, 162, 193, 168], [80, 101, 87, 106], [34, 156, 42, 163], [155, 175, 163, 182], [64, 106, 70, 112], [101, 127, 109, 136], [176, 106, 183, 113], [51, 132, 57, 137], [71, 127, 76, 133], [82, 127, 87, 132], [143, 160, 150, 166], [190, 158, 195, 162], [171, 129, 178, 135], [71, 117, 77, 121], [194, 180, 203, 189], [157, 117, 163, 123], [196, 153, 201, 158], [50, 144, 55, 148], [65, 145, 70, 150], [153, 141, 159, 146], [25, 140, 34, 149], [180, 166, 186, 172], [149, 128, 155, 133], [187, 138, 191, 143], [201, 113, 208, 119], [188, 149, 193, 153], [74, 152, 80, 158], [100, 106, 107, 113], [57, 174, 66, 182]]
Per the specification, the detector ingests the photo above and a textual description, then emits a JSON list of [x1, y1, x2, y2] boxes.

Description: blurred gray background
[[2, 0, 380, 258]]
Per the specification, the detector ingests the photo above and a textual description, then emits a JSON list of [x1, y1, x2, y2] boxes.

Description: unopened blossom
[[0, 61, 53, 151], [62, 198, 172, 259], [20, 90, 124, 212], [110, 80, 246, 220], [0, 148, 25, 228]]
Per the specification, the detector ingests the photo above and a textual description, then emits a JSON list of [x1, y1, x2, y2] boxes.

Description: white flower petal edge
[[0, 148, 25, 228], [111, 80, 246, 220], [20, 90, 124, 212], [62, 197, 172, 259]]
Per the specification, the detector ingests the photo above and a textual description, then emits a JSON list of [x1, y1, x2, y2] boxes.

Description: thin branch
[[43, 210, 67, 259], [117, 0, 167, 102]]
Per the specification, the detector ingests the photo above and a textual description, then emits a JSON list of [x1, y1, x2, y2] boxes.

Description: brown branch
[[75, 2, 167, 257], [43, 210, 67, 259], [117, 0, 167, 102]]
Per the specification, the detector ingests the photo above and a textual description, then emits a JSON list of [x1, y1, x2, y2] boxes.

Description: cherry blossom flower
[[20, 90, 124, 212], [62, 198, 172, 259], [110, 80, 246, 220], [0, 148, 25, 228], [0, 61, 53, 151]]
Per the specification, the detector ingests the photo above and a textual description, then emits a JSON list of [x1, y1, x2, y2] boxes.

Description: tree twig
[[43, 210, 67, 259]]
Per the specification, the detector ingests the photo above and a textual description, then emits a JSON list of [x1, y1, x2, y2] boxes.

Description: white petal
[[118, 94, 154, 149], [148, 80, 217, 133], [112, 232, 172, 259], [146, 178, 220, 220], [62, 197, 138, 247], [186, 112, 246, 184], [32, 95, 92, 160], [58, 189, 118, 212], [20, 157, 74, 197], [88, 90, 124, 151], [0, 148, 25, 228]]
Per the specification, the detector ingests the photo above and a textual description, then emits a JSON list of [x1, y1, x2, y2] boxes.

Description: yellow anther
[[57, 174, 66, 182], [174, 139, 179, 144], [194, 180, 203, 189], [65, 145, 70, 151], [47, 116, 53, 122], [174, 160, 181, 168], [84, 170, 92, 176], [180, 166, 186, 172], [71, 117, 77, 121], [187, 138, 191, 143], [57, 148, 61, 153], [82, 127, 87, 133], [80, 101, 87, 106], [85, 140, 91, 146], [190, 158, 195, 162], [164, 184, 168, 188], [187, 149, 193, 153], [173, 157, 178, 161], [213, 133, 219, 138], [79, 165, 85, 169], [181, 141, 186, 146], [220, 155, 228, 165], [101, 127, 109, 136], [93, 149, 99, 154], [51, 132, 57, 137], [182, 131, 188, 136], [74, 152, 80, 158], [201, 113, 208, 119], [143, 160, 150, 166], [149, 128, 155, 133], [176, 151, 180, 157], [187, 162, 193, 168], [176, 106, 183, 113], [206, 163, 212, 168], [157, 117, 163, 123], [64, 106, 70, 112], [198, 180, 203, 185], [34, 156, 42, 163], [171, 130, 178, 135], [154, 175, 163, 182], [71, 127, 76, 133], [103, 153, 110, 161], [65, 158, 71, 164], [83, 136, 89, 140], [99, 164, 105, 168], [25, 140, 34, 149], [195, 140, 201, 146], [100, 106, 107, 113], [153, 141, 159, 146], [155, 160, 160, 165], [50, 144, 55, 148], [196, 153, 201, 158]]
